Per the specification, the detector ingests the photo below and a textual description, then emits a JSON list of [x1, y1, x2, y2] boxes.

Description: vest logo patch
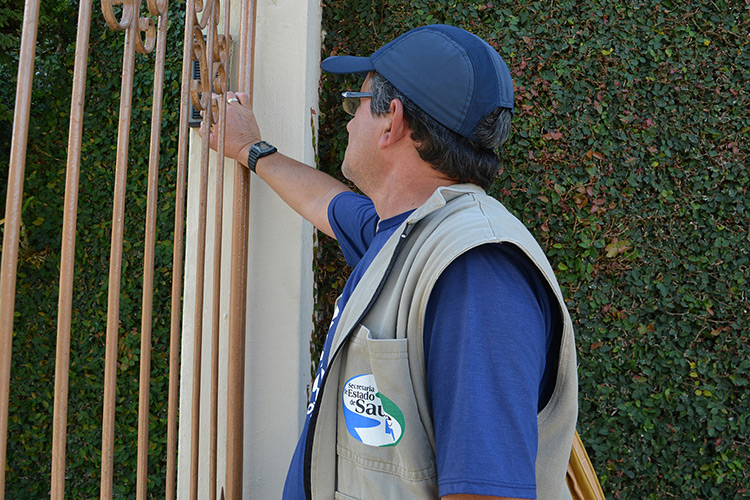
[[342, 374, 404, 447]]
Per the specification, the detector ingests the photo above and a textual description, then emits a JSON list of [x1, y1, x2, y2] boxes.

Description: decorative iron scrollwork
[[100, 0, 231, 132], [188, 0, 230, 127], [101, 0, 135, 31], [101, 0, 168, 55]]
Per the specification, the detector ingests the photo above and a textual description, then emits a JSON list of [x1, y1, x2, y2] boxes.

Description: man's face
[[341, 74, 381, 195]]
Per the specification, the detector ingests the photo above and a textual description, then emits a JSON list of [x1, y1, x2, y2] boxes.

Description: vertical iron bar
[[100, 10, 139, 500], [135, 2, 170, 499], [209, 72, 226, 500], [209, 6, 232, 499], [189, 9, 218, 498], [224, 161, 249, 500], [225, 1, 256, 497], [166, 0, 196, 495], [209, 104, 225, 500], [50, 0, 94, 498], [0, 1, 41, 498]]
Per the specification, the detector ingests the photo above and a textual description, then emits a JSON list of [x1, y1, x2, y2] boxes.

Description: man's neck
[[369, 167, 457, 220], [361, 117, 458, 219]]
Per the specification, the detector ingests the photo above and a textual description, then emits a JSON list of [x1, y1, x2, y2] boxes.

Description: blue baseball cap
[[321, 24, 514, 142]]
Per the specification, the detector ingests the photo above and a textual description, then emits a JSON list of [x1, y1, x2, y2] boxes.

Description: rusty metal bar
[[0, 0, 41, 498], [166, 0, 197, 496], [209, 100, 226, 500], [224, 1, 257, 498], [188, 107, 209, 498], [189, 5, 220, 496], [187, 108, 209, 496], [224, 121, 250, 500], [209, 4, 233, 498], [135, 1, 170, 498], [100, 9, 139, 500], [49, 0, 94, 498], [209, 47, 229, 500]]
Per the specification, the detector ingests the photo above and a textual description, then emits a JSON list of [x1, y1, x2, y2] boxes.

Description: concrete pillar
[[177, 0, 320, 498]]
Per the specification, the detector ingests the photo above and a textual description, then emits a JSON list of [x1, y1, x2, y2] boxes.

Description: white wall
[[243, 0, 321, 495], [177, 0, 321, 498]]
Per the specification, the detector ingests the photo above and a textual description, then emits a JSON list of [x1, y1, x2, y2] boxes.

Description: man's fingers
[[225, 91, 238, 105], [198, 91, 260, 160], [234, 92, 250, 106], [211, 91, 250, 108]]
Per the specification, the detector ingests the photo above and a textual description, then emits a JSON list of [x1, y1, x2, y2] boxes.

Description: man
[[205, 24, 577, 500]]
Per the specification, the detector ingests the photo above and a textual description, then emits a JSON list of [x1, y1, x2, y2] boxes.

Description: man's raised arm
[[202, 91, 350, 238]]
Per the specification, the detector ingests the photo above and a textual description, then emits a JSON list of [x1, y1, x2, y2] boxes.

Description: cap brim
[[321, 55, 375, 77]]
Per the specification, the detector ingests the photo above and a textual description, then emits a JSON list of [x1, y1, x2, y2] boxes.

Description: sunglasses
[[341, 91, 373, 116]]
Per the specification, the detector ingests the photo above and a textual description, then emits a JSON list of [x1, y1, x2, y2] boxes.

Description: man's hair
[[368, 71, 512, 189]]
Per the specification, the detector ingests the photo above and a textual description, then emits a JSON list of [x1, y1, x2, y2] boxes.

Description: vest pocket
[[337, 326, 437, 488]]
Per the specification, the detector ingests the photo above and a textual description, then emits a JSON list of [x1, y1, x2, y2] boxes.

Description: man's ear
[[379, 98, 409, 148]]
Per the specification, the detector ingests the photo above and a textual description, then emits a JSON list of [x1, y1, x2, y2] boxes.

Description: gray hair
[[368, 71, 512, 189]]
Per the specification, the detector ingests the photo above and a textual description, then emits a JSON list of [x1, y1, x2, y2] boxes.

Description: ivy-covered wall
[[1, 1, 184, 497], [313, 1, 749, 499], [2, 0, 748, 498]]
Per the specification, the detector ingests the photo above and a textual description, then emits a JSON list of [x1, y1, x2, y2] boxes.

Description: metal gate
[[0, 0, 257, 497]]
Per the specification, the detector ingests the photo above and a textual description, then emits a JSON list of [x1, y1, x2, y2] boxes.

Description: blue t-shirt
[[284, 191, 559, 499]]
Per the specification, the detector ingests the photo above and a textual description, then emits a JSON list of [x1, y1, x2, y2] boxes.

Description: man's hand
[[200, 91, 260, 164]]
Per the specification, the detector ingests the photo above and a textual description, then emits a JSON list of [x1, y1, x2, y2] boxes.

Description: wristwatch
[[246, 140, 277, 173]]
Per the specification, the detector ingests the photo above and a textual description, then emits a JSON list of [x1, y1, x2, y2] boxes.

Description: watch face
[[258, 141, 273, 153]]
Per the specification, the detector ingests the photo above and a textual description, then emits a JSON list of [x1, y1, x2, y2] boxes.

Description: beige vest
[[308, 185, 578, 500]]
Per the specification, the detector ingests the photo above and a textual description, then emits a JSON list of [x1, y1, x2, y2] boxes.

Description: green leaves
[[3, 0, 748, 497], [605, 238, 631, 258], [320, 0, 750, 497]]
